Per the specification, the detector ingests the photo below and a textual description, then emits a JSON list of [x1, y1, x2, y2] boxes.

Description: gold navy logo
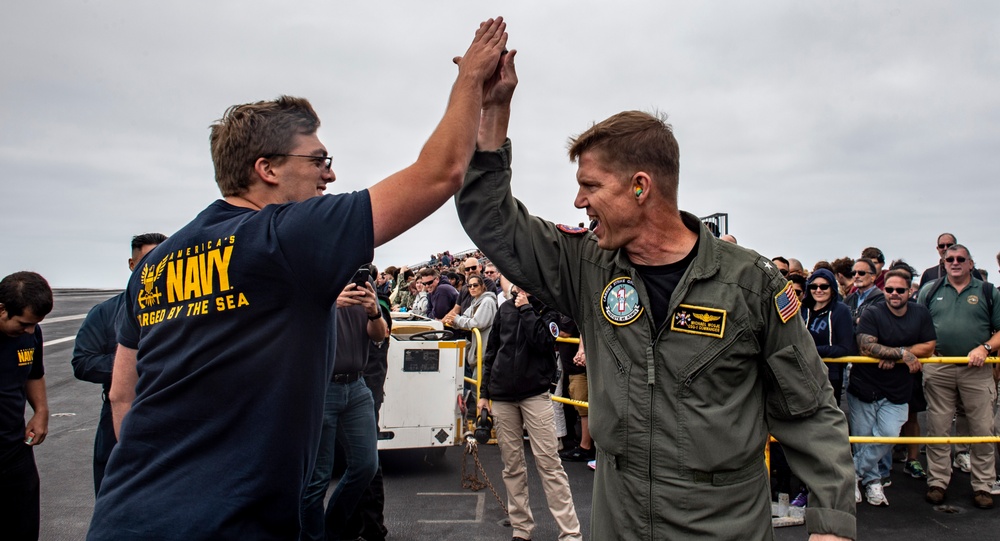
[[670, 304, 727, 338], [138, 257, 167, 309], [17, 348, 35, 366], [602, 277, 643, 326]]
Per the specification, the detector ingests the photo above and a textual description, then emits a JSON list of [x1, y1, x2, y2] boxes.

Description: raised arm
[[477, 50, 517, 151], [368, 18, 508, 246]]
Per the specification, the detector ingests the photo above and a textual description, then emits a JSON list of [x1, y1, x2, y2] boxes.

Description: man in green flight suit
[[454, 50, 856, 540]]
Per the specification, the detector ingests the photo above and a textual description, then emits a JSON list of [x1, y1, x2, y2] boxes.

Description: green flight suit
[[455, 140, 856, 540]]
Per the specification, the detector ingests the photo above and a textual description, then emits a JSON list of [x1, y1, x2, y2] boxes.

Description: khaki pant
[[492, 393, 583, 541], [923, 364, 998, 492]]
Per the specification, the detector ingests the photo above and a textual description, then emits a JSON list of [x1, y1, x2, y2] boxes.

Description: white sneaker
[[952, 451, 971, 473], [855, 480, 862, 504], [865, 481, 889, 506], [990, 478, 1000, 496]]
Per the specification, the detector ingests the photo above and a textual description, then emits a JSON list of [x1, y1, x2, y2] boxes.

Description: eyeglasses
[[420, 280, 435, 287], [468, 282, 482, 288], [937, 243, 954, 250], [266, 154, 333, 170], [885, 287, 909, 295], [944, 256, 967, 264], [464, 266, 479, 272], [809, 283, 831, 291], [850, 270, 871, 277]]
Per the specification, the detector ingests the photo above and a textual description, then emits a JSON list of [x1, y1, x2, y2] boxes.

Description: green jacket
[[455, 140, 856, 540]]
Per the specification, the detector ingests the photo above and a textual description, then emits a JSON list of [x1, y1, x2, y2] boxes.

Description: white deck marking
[[416, 492, 485, 523]]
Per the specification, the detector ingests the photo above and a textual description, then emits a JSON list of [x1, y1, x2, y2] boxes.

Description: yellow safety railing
[[465, 332, 591, 411], [465, 335, 999, 454], [765, 355, 1000, 472]]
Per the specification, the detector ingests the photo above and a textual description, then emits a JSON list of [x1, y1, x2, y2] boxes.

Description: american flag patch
[[774, 281, 800, 323]]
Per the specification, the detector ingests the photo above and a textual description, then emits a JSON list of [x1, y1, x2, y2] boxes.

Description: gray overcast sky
[[3, 2, 998, 288]]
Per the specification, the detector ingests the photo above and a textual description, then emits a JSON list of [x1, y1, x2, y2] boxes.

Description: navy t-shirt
[[0, 326, 44, 461], [89, 193, 373, 540], [850, 302, 936, 404]]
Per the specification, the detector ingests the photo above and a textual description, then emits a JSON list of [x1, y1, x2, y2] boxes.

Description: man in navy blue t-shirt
[[72, 232, 166, 495], [88, 19, 510, 541], [0, 271, 53, 541]]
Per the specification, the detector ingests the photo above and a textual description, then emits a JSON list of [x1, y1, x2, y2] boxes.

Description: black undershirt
[[634, 237, 700, 330]]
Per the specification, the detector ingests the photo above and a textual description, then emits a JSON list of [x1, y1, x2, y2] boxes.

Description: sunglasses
[[850, 270, 871, 277], [464, 266, 479, 272], [468, 282, 482, 288], [944, 256, 967, 264], [778, 269, 788, 276], [792, 288, 804, 296], [885, 287, 909, 295], [420, 280, 435, 287], [937, 243, 954, 250], [809, 283, 831, 291]]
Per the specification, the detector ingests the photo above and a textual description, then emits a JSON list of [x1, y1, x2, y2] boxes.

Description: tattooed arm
[[857, 333, 934, 373]]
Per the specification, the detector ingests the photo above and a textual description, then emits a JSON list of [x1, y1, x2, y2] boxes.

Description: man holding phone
[[300, 268, 388, 540]]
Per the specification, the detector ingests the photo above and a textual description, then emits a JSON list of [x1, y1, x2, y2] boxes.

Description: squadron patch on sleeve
[[774, 281, 801, 323], [670, 304, 726, 338], [601, 277, 644, 326], [556, 224, 588, 235]]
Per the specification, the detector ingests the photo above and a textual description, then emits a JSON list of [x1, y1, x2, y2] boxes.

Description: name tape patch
[[670, 304, 727, 338]]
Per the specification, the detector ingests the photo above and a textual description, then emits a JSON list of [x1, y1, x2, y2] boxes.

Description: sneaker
[[952, 451, 971, 473], [973, 490, 995, 509], [904, 460, 927, 479], [991, 477, 1000, 496], [855, 480, 862, 504], [587, 459, 596, 471], [881, 476, 892, 488], [790, 490, 808, 507], [559, 445, 596, 462], [926, 486, 946, 505], [865, 481, 889, 506]]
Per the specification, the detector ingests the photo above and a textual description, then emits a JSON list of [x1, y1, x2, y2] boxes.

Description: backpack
[[921, 277, 996, 334]]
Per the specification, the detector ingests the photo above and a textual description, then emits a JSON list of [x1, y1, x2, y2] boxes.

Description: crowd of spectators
[[381, 231, 1000, 517]]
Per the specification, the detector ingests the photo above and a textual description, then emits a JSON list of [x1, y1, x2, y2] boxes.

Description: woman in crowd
[[443, 274, 498, 367], [802, 268, 856, 403], [780, 268, 855, 507]]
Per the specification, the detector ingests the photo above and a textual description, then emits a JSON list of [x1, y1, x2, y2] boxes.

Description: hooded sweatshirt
[[801, 268, 856, 382]]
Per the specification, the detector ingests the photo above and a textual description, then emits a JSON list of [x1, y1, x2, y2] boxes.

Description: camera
[[474, 408, 493, 444], [353, 266, 373, 289]]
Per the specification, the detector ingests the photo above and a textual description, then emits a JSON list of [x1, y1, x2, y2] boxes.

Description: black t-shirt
[[0, 326, 44, 460], [850, 302, 936, 404], [333, 305, 371, 375], [92, 194, 373, 540], [634, 239, 699, 330]]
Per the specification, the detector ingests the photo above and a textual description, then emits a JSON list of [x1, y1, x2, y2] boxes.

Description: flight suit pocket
[[763, 344, 821, 418]]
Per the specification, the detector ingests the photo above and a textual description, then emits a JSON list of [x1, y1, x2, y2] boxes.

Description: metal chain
[[461, 436, 508, 514]]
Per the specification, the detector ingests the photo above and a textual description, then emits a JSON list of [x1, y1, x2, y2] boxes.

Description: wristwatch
[[368, 311, 382, 321], [983, 343, 992, 353]]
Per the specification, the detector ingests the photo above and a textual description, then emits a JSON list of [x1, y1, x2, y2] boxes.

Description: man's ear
[[632, 171, 651, 201], [253, 156, 280, 187]]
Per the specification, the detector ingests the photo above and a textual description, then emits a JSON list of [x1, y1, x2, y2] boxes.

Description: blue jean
[[300, 378, 378, 541], [848, 394, 908, 486]]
